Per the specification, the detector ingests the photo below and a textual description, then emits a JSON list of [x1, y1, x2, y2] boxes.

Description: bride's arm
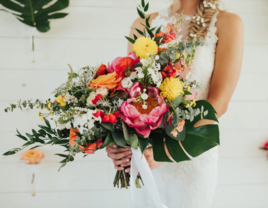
[[195, 12, 244, 127]]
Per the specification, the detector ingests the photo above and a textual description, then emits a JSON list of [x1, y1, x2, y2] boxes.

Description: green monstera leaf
[[0, 0, 69, 32], [151, 100, 220, 163]]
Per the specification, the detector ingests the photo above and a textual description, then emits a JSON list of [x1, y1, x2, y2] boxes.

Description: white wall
[[0, 0, 268, 207]]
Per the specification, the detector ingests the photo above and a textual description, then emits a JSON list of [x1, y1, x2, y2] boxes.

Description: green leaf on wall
[[0, 0, 69, 32]]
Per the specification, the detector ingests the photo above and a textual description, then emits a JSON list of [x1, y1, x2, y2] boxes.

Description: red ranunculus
[[161, 62, 177, 78], [96, 64, 108, 77], [115, 57, 135, 77], [93, 110, 105, 118], [102, 114, 118, 124], [92, 94, 102, 105]]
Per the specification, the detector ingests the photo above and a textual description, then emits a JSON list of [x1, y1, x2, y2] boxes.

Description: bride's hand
[[106, 144, 132, 171], [143, 147, 163, 170]]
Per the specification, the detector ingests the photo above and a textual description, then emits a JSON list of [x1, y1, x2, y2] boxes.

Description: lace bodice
[[136, 8, 220, 208], [151, 9, 219, 100]]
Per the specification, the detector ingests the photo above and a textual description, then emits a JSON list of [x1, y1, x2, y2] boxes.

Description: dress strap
[[205, 10, 219, 46]]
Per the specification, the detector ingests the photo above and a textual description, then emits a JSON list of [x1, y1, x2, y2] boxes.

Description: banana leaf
[[152, 100, 220, 162], [0, 0, 69, 32]]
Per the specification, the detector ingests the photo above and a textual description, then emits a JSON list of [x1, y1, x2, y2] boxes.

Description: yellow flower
[[38, 111, 41, 116], [186, 86, 191, 91], [50, 112, 54, 116], [35, 105, 39, 109], [176, 52, 180, 59], [47, 101, 51, 109], [190, 99, 196, 107], [40, 116, 44, 121], [159, 77, 184, 101], [56, 96, 67, 107], [185, 103, 190, 108], [132, 37, 158, 59]]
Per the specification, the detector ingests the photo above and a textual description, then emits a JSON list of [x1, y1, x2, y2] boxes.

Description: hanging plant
[[0, 0, 69, 32]]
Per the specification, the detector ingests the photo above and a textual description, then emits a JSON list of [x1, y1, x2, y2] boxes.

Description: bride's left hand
[[125, 147, 163, 173], [144, 147, 163, 170]]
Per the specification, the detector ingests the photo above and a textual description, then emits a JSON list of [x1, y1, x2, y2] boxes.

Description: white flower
[[135, 67, 143, 73], [148, 68, 154, 75], [141, 93, 148, 100], [86, 91, 97, 106], [137, 87, 141, 92], [156, 81, 161, 87], [96, 88, 108, 98], [138, 72, 144, 79], [142, 104, 147, 109], [87, 119, 95, 130], [130, 72, 137, 80], [155, 55, 159, 60], [121, 77, 133, 88], [156, 63, 161, 70], [143, 89, 146, 92], [140, 59, 149, 66]]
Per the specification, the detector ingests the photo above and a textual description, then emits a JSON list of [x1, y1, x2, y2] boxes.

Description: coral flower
[[108, 52, 140, 73], [176, 120, 185, 132], [119, 82, 169, 138], [171, 130, 178, 137], [133, 37, 158, 59], [21, 149, 44, 164], [69, 127, 98, 154], [88, 71, 122, 90], [161, 62, 177, 78]]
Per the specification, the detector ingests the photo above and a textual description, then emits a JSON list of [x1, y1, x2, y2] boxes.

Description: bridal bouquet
[[3, 0, 219, 189]]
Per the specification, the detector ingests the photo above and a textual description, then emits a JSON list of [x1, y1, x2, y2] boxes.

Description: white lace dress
[[137, 9, 220, 208]]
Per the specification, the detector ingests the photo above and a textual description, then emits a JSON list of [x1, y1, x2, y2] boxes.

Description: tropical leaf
[[152, 100, 220, 163], [0, 0, 69, 32]]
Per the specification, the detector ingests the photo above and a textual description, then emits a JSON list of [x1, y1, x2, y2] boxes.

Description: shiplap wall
[[0, 0, 268, 207]]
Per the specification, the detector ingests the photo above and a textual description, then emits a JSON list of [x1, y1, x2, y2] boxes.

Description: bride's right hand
[[106, 144, 132, 172]]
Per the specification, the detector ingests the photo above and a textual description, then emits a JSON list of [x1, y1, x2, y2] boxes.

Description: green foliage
[[0, 0, 69, 32], [111, 131, 126, 147], [151, 100, 220, 163], [127, 134, 139, 149]]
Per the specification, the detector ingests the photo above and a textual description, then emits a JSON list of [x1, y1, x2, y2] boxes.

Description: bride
[[106, 0, 243, 207]]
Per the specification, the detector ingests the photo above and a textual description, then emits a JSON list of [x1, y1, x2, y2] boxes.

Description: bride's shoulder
[[216, 11, 244, 36]]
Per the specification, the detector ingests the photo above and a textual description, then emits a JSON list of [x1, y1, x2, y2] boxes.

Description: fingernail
[[129, 151, 132, 154], [113, 144, 117, 148], [126, 159, 129, 162], [121, 167, 124, 170], [121, 164, 124, 167], [125, 169, 129, 173]]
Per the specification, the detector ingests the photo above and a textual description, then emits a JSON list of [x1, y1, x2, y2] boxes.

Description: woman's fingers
[[113, 158, 130, 166], [108, 151, 132, 160], [106, 144, 130, 154]]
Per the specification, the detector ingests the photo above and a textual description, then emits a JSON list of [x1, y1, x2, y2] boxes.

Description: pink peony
[[119, 82, 169, 138], [108, 52, 140, 73], [186, 92, 198, 100]]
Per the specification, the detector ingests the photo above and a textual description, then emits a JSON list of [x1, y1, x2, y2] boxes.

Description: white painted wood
[[0, 4, 267, 44], [212, 184, 268, 207], [0, 190, 131, 208]]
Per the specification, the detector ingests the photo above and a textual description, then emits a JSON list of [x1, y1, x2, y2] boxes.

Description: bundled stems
[[113, 170, 143, 189]]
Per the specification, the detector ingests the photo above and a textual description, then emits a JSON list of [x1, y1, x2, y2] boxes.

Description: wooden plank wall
[[0, 0, 267, 207]]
